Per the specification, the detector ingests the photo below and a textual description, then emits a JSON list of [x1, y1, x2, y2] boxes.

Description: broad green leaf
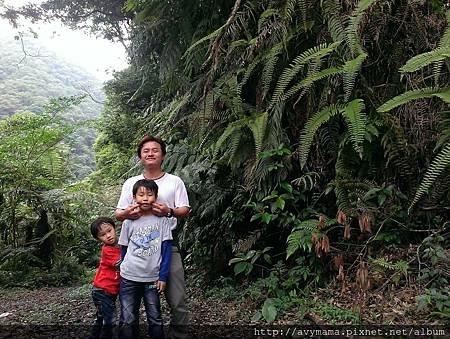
[[234, 262, 247, 275], [228, 257, 244, 265], [261, 212, 272, 224], [262, 299, 277, 323]]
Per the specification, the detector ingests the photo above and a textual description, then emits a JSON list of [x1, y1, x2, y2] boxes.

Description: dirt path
[[0, 284, 259, 338], [0, 280, 445, 338]]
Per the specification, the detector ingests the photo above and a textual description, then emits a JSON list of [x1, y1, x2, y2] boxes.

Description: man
[[115, 135, 190, 339]]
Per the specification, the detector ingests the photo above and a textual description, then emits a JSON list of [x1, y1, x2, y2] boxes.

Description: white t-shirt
[[116, 173, 190, 230]]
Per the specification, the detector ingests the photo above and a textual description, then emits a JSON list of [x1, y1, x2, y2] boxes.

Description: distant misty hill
[[0, 35, 104, 120], [0, 34, 107, 179]]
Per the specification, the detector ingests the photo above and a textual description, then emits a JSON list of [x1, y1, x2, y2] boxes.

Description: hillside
[[0, 33, 106, 179]]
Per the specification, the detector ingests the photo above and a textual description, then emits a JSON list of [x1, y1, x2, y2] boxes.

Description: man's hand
[[115, 204, 141, 221], [156, 280, 166, 293], [151, 202, 170, 217]]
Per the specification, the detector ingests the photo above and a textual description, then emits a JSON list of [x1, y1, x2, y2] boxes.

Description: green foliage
[[314, 304, 361, 324], [377, 87, 450, 113], [299, 99, 366, 167], [410, 143, 450, 210], [269, 42, 341, 109], [417, 288, 450, 320], [370, 257, 409, 285], [229, 247, 272, 276], [0, 35, 104, 179]]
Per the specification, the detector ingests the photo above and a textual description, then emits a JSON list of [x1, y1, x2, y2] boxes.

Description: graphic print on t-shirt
[[130, 224, 160, 257]]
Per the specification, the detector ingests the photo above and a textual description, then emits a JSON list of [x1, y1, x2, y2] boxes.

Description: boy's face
[[134, 186, 157, 211], [97, 223, 117, 246], [140, 141, 164, 168]]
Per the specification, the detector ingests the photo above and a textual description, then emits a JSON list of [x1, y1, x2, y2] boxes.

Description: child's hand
[[156, 280, 166, 293]]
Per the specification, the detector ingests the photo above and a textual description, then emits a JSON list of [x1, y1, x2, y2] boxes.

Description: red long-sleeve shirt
[[93, 245, 121, 295]]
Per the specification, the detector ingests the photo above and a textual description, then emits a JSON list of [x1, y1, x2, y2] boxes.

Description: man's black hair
[[132, 179, 159, 197], [90, 217, 116, 239], [137, 135, 166, 158]]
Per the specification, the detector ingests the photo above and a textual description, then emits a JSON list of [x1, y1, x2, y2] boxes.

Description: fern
[[399, 46, 450, 74], [261, 42, 284, 99], [286, 219, 318, 258], [214, 117, 249, 157], [346, 0, 376, 55], [371, 257, 409, 275], [409, 143, 450, 211], [341, 98, 366, 157], [258, 8, 279, 33], [291, 172, 320, 191], [322, 0, 346, 43], [343, 52, 367, 101], [299, 99, 366, 167], [299, 103, 342, 167], [182, 22, 227, 59], [283, 66, 345, 101], [269, 41, 341, 109], [214, 112, 268, 161], [377, 87, 450, 113], [248, 112, 268, 154], [283, 0, 301, 23]]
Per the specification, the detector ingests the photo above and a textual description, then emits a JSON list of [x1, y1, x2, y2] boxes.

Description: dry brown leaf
[[356, 261, 371, 291], [344, 224, 351, 239], [359, 212, 372, 233], [337, 210, 347, 224], [318, 214, 326, 229], [333, 254, 344, 269]]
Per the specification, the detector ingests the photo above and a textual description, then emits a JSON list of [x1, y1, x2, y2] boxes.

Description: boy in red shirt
[[88, 217, 121, 339]]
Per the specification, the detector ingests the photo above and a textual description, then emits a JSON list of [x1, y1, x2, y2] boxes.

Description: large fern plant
[[377, 10, 450, 211]]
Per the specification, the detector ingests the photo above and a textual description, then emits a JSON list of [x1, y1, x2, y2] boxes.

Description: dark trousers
[[87, 287, 117, 339], [119, 278, 164, 339]]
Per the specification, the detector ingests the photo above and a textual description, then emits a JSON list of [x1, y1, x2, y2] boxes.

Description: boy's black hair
[[90, 217, 116, 239], [132, 179, 159, 197], [137, 135, 166, 158]]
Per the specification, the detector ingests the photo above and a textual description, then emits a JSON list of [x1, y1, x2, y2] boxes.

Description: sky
[[0, 0, 129, 81]]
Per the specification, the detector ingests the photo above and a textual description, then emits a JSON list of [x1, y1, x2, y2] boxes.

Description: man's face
[[97, 223, 117, 245], [140, 141, 164, 168], [134, 186, 157, 211]]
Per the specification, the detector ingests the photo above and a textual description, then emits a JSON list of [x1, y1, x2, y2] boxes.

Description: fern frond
[[343, 52, 367, 101], [283, 66, 345, 101], [439, 10, 450, 48], [237, 56, 263, 96], [341, 99, 366, 157], [322, 0, 346, 43], [286, 219, 318, 258], [409, 142, 450, 211], [258, 8, 279, 33], [283, 0, 300, 22], [291, 172, 320, 191], [214, 118, 248, 157], [346, 0, 376, 55], [247, 112, 268, 154], [261, 42, 284, 99], [269, 41, 341, 109], [182, 22, 227, 59], [299, 104, 341, 167], [400, 46, 450, 74], [377, 87, 450, 113], [227, 131, 243, 166]]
